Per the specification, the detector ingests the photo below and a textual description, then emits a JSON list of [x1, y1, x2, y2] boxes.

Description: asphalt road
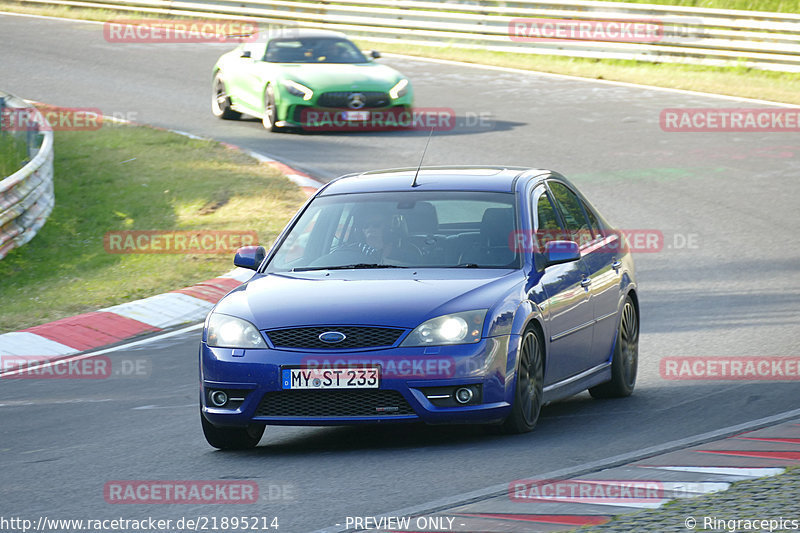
[[1, 13, 799, 533]]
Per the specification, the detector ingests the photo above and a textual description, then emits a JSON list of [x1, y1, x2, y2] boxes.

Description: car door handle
[[580, 277, 592, 288]]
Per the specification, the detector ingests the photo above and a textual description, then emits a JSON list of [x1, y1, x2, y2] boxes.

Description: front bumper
[[275, 90, 414, 130], [200, 336, 518, 427]]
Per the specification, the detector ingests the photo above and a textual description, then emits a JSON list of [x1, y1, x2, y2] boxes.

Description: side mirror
[[234, 245, 266, 270], [543, 240, 580, 267], [240, 50, 252, 59], [370, 50, 381, 59]]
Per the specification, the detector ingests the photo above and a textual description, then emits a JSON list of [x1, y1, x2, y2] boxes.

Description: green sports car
[[211, 29, 413, 131]]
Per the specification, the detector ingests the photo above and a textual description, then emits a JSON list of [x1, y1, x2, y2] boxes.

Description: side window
[[536, 192, 560, 232], [530, 187, 564, 256], [548, 181, 592, 246], [582, 201, 602, 238], [272, 208, 321, 268]]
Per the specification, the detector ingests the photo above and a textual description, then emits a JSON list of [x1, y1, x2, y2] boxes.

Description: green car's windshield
[[265, 38, 368, 64], [266, 191, 521, 272]]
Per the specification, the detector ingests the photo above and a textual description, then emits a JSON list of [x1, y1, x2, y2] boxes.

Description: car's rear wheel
[[211, 73, 241, 120], [501, 327, 544, 434], [201, 413, 264, 450], [262, 84, 280, 131], [590, 295, 638, 399]]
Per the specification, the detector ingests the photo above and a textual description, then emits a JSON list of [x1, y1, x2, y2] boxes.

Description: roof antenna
[[411, 126, 435, 187]]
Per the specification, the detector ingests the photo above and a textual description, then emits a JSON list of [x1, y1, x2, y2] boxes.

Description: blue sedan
[[200, 166, 639, 449]]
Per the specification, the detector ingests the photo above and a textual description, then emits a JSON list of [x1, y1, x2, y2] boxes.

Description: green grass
[[0, 132, 30, 176], [613, 0, 800, 12], [0, 2, 165, 21], [0, 117, 305, 333], [2, 0, 799, 15]]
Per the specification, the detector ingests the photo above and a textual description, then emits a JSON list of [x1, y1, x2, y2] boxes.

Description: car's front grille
[[317, 91, 390, 109], [255, 389, 416, 417], [265, 327, 404, 350]]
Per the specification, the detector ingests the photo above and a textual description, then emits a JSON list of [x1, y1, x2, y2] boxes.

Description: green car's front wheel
[[262, 85, 280, 132], [211, 73, 241, 120]]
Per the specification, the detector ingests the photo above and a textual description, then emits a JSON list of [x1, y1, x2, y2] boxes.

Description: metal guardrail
[[0, 92, 55, 260], [15, 0, 800, 71]]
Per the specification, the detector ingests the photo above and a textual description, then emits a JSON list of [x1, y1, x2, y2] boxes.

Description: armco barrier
[[0, 91, 54, 260], [13, 0, 800, 71]]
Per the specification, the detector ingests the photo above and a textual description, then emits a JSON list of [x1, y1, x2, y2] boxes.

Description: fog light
[[454, 387, 473, 404], [210, 390, 228, 407]]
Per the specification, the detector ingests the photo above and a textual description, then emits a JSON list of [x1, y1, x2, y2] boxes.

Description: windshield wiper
[[292, 264, 407, 272], [454, 263, 481, 268]]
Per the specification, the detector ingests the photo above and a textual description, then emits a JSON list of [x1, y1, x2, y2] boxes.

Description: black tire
[[201, 413, 264, 450], [590, 295, 638, 399], [501, 327, 544, 434], [211, 73, 241, 120], [262, 84, 280, 131]]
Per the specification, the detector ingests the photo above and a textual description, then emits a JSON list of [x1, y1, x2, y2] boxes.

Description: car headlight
[[206, 313, 267, 349], [389, 79, 409, 99], [281, 80, 313, 101], [401, 310, 487, 346]]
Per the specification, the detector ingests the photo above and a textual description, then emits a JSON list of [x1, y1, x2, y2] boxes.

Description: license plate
[[342, 111, 370, 121], [282, 367, 380, 389]]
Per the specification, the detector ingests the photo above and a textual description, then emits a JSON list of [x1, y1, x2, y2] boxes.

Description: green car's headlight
[[206, 313, 267, 349], [401, 310, 487, 347], [281, 80, 314, 101], [389, 79, 409, 99]]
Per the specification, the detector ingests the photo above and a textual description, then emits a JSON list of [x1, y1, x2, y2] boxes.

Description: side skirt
[[542, 362, 611, 405]]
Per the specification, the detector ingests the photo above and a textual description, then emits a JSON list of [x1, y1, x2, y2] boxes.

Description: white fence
[[19, 0, 800, 71], [0, 92, 55, 260]]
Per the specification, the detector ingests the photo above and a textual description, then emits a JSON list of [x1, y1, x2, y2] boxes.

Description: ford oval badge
[[319, 331, 347, 344]]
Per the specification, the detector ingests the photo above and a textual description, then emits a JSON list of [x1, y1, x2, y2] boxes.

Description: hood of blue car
[[215, 269, 523, 330], [277, 62, 403, 91]]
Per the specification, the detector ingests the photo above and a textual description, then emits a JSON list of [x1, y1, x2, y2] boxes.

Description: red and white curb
[[376, 417, 800, 533], [2, 104, 326, 364], [0, 268, 252, 359]]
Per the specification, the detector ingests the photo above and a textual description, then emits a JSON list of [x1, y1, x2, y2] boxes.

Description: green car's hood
[[276, 62, 402, 91]]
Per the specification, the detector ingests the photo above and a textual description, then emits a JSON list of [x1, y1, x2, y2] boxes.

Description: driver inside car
[[343, 207, 422, 264]]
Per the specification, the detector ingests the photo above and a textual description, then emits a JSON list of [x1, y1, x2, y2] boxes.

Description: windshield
[[265, 38, 368, 64], [266, 191, 520, 272]]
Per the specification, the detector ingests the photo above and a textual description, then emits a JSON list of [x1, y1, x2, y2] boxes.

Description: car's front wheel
[[262, 84, 280, 131], [501, 327, 544, 434], [590, 295, 638, 399], [211, 73, 241, 120], [201, 413, 264, 450]]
